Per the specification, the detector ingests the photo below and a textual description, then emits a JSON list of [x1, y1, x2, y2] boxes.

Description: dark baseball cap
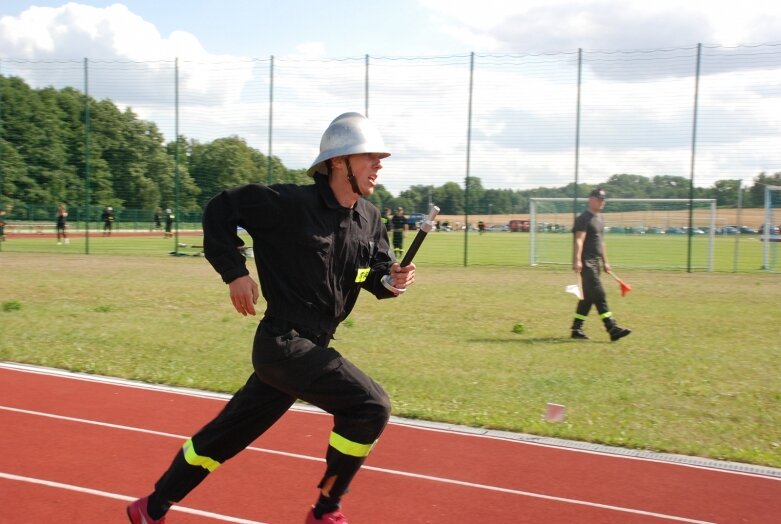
[[589, 188, 606, 199]]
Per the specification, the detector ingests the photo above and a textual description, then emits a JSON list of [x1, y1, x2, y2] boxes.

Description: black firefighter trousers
[[153, 316, 391, 505], [574, 258, 614, 328]]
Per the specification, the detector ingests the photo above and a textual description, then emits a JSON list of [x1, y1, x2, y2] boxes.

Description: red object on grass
[[607, 271, 632, 297]]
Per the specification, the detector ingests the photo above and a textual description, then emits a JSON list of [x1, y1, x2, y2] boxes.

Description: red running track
[[1, 363, 779, 523]]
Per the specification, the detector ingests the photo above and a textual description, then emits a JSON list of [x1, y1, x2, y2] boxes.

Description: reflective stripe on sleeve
[[329, 432, 376, 458], [182, 438, 221, 472]]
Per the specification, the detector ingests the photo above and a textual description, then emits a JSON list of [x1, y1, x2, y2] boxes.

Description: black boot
[[571, 319, 589, 339], [571, 328, 589, 339], [608, 325, 632, 342], [603, 316, 631, 342]]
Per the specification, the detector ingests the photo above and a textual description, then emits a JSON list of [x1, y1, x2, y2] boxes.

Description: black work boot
[[608, 325, 632, 342], [571, 319, 589, 339], [571, 328, 589, 339]]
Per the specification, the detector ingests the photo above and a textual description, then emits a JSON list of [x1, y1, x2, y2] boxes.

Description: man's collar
[[314, 173, 368, 221], [315, 173, 341, 210]]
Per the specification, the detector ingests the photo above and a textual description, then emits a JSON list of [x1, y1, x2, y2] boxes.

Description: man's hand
[[385, 262, 416, 295], [228, 275, 259, 316], [573, 260, 583, 273]]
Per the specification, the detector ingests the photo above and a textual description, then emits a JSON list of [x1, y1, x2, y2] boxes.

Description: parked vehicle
[[758, 224, 781, 235], [508, 219, 530, 232], [406, 213, 425, 230]]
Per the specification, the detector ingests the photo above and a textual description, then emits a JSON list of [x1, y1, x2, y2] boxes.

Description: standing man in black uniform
[[152, 207, 163, 232], [127, 112, 415, 524], [101, 206, 115, 236], [390, 206, 406, 258], [0, 206, 7, 241], [164, 208, 175, 238], [571, 188, 631, 342], [56, 203, 69, 244]]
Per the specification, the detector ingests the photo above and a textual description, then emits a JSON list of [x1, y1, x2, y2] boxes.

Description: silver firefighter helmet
[[307, 112, 390, 177]]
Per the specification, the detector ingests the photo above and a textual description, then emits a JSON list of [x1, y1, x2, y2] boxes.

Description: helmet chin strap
[[344, 157, 363, 196]]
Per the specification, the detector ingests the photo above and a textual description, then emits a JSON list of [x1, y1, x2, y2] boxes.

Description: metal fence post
[[174, 57, 180, 255], [463, 52, 475, 267], [687, 43, 702, 273], [84, 57, 91, 254], [573, 48, 582, 222]]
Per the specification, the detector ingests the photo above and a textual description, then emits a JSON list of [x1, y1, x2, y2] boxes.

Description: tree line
[[1, 75, 779, 220]]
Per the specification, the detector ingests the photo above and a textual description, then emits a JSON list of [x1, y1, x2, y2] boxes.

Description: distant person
[[478, 220, 485, 234], [383, 207, 392, 232], [153, 207, 163, 231], [391, 206, 407, 258], [0, 207, 7, 241], [571, 188, 631, 342], [101, 206, 115, 236], [56, 203, 69, 244], [126, 112, 415, 524], [164, 208, 174, 238]]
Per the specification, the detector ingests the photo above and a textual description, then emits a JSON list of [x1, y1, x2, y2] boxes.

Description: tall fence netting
[[0, 46, 780, 270]]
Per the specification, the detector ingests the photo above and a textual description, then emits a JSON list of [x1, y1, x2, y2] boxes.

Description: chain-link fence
[[1, 45, 780, 269]]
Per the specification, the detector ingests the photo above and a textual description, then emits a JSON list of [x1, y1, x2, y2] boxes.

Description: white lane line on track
[[0, 405, 714, 523], [0, 405, 323, 463], [0, 472, 266, 523]]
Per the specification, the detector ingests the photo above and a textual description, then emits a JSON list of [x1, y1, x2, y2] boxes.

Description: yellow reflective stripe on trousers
[[600, 311, 613, 319], [329, 432, 376, 457], [574, 313, 588, 321], [182, 438, 221, 472]]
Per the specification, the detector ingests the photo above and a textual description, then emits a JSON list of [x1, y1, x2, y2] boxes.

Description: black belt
[[262, 315, 336, 346]]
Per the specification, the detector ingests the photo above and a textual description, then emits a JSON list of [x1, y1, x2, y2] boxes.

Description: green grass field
[[1, 237, 780, 469], [2, 229, 776, 273]]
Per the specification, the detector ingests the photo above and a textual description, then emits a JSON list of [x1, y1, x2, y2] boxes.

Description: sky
[[2, 0, 780, 58], [1, 1, 780, 195]]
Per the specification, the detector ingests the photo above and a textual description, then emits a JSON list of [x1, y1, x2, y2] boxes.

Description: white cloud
[[294, 41, 327, 58], [1, 4, 154, 59], [0, 4, 256, 118], [0, 3, 251, 61], [419, 0, 781, 52]]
